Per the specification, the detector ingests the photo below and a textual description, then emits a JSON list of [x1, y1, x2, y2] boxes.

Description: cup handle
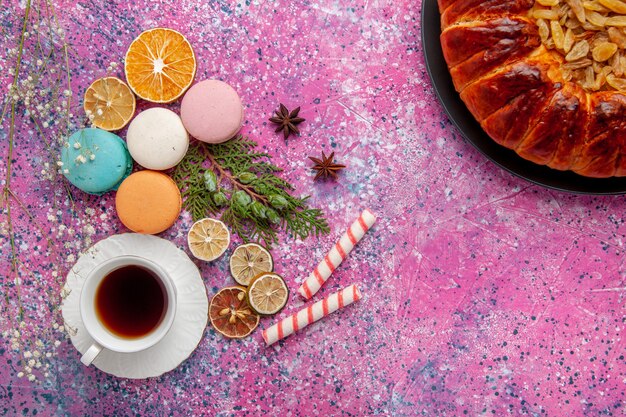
[[80, 343, 103, 366]]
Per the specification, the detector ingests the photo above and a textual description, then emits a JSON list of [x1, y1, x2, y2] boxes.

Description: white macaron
[[126, 107, 189, 170]]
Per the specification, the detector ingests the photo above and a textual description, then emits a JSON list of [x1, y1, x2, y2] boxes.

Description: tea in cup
[[79, 255, 177, 365]]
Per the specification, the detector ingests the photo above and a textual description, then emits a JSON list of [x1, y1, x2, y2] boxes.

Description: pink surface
[[1, 0, 625, 416], [181, 79, 244, 143]]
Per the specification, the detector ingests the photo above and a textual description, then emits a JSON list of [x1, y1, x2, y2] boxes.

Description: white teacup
[[79, 255, 177, 366]]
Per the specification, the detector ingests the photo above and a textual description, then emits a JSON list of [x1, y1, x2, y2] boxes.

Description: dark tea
[[95, 265, 167, 339]]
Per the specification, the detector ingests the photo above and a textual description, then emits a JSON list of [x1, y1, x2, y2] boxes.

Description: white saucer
[[61, 233, 208, 379]]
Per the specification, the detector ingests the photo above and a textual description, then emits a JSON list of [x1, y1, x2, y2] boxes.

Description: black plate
[[421, 0, 626, 194]]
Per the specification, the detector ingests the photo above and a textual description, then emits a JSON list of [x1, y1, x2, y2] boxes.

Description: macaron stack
[[61, 128, 133, 195], [63, 28, 246, 235], [115, 171, 182, 234], [126, 108, 189, 171], [180, 80, 245, 144]]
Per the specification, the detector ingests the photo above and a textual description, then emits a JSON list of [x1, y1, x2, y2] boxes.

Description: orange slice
[[187, 218, 230, 261], [209, 287, 260, 339], [83, 77, 136, 131], [229, 243, 274, 286], [124, 28, 196, 103], [247, 273, 289, 315]]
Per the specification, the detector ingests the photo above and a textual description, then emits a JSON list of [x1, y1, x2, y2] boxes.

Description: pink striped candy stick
[[297, 208, 376, 299], [262, 284, 363, 345]]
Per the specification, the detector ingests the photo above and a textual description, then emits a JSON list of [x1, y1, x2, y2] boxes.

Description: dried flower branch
[[1, 0, 93, 383]]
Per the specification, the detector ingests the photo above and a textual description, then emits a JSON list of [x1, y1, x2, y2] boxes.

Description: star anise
[[309, 151, 346, 181], [269, 104, 305, 140]]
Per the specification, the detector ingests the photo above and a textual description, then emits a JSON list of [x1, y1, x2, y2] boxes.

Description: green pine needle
[[172, 136, 330, 248]]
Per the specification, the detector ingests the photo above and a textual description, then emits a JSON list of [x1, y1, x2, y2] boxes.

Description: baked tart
[[439, 0, 626, 177]]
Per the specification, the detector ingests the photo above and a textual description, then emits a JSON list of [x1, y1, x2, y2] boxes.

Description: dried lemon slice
[[187, 218, 230, 261], [83, 77, 136, 131], [124, 28, 196, 103], [209, 286, 259, 339], [229, 243, 274, 286], [247, 273, 289, 315]]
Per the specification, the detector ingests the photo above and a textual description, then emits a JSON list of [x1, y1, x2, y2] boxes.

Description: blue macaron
[[61, 128, 133, 195]]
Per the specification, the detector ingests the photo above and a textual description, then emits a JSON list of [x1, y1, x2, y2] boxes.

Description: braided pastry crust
[[439, 0, 626, 177]]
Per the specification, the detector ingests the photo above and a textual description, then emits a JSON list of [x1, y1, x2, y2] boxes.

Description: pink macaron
[[180, 80, 244, 144]]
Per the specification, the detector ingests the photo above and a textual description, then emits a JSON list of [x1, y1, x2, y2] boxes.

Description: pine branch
[[172, 136, 330, 248]]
